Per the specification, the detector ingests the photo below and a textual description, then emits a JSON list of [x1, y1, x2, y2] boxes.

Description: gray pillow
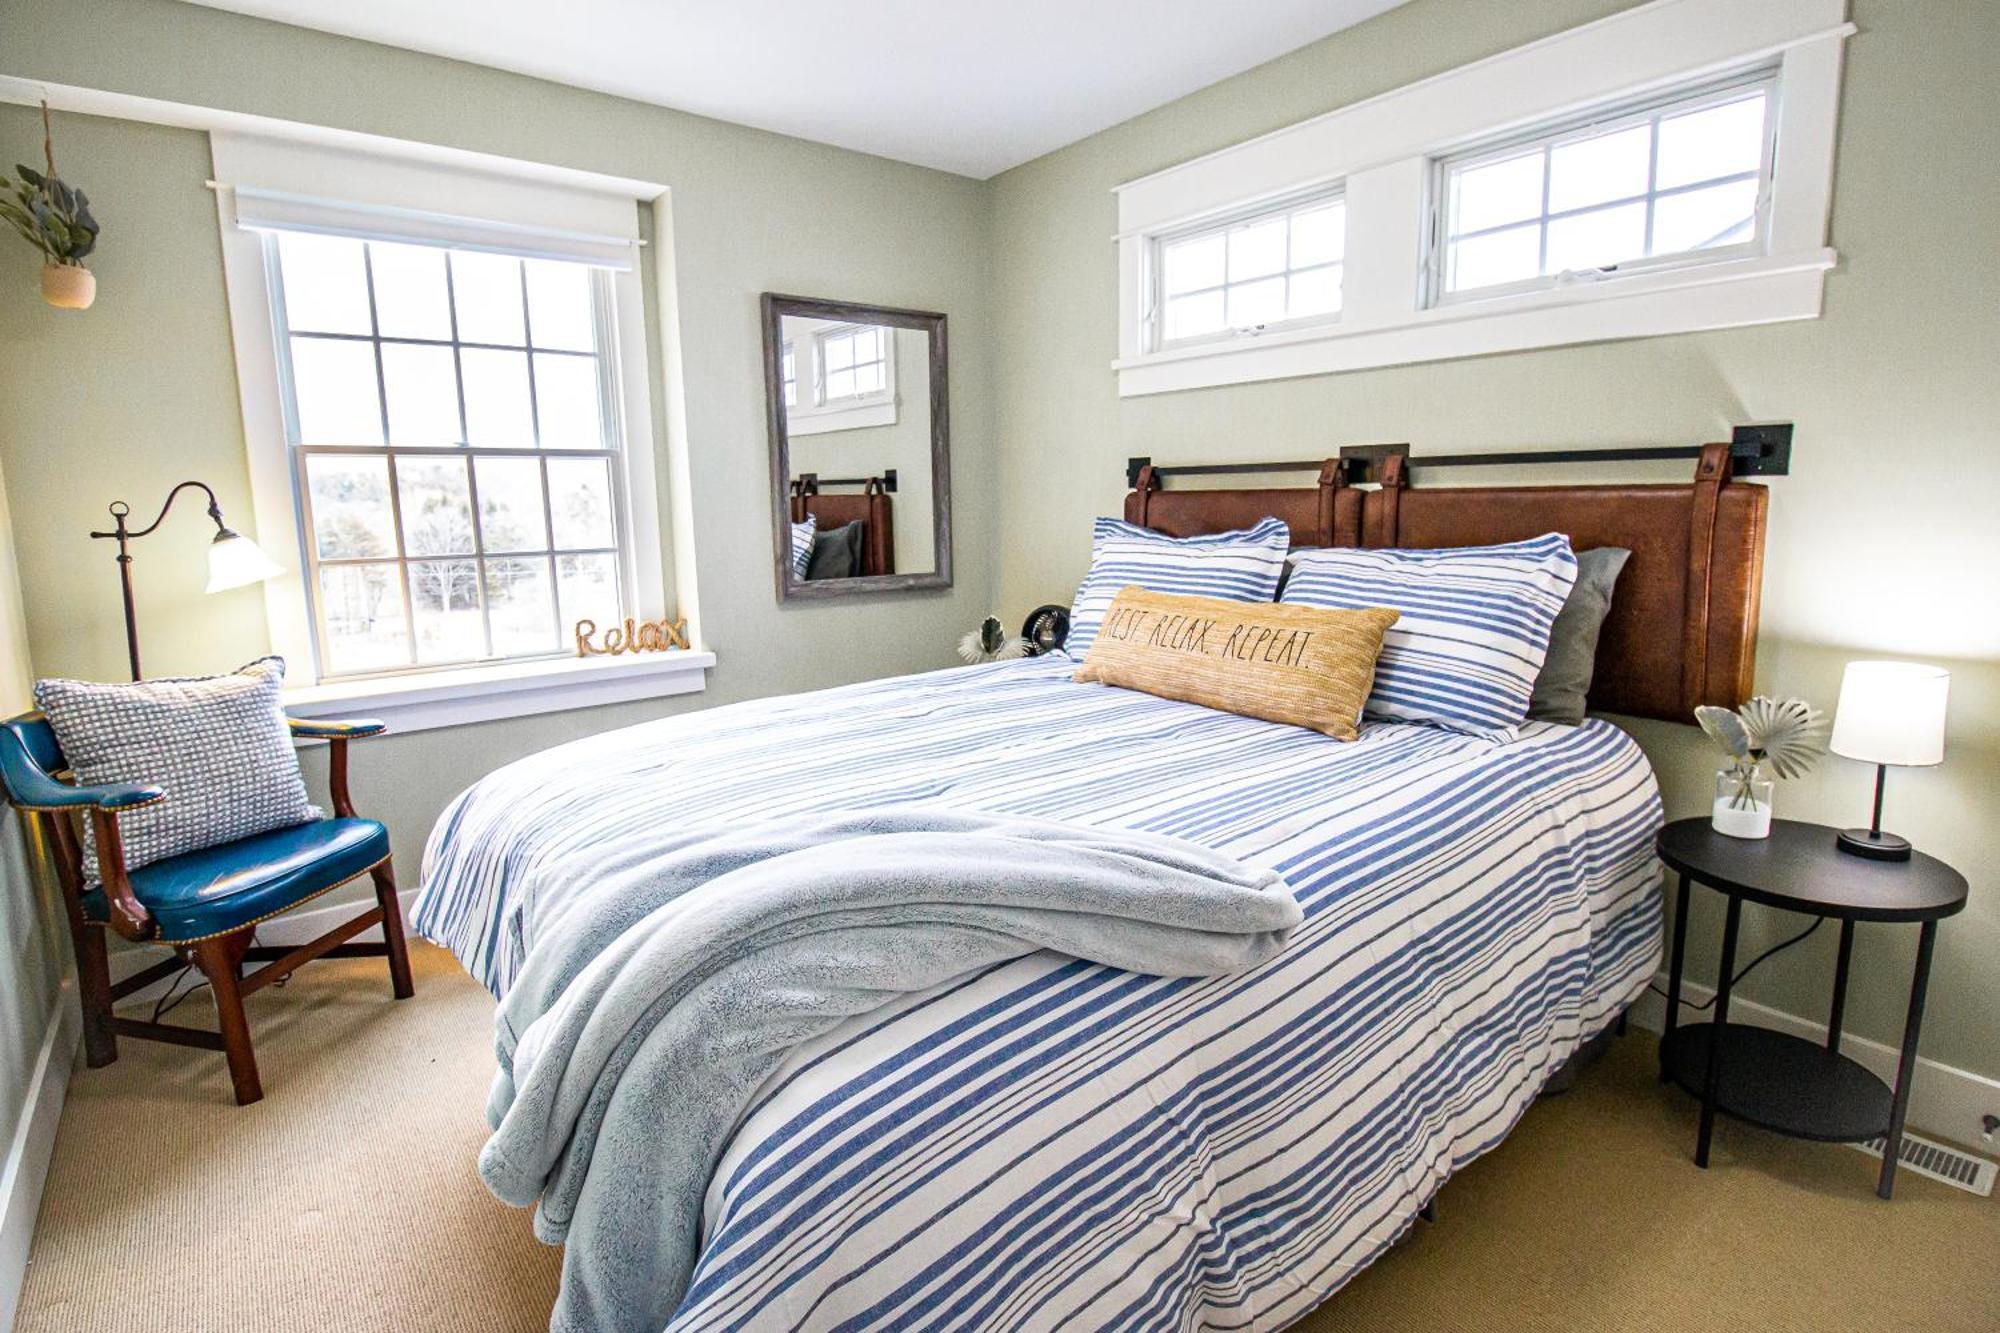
[[35, 656, 322, 883], [805, 519, 865, 580], [1526, 547, 1631, 725]]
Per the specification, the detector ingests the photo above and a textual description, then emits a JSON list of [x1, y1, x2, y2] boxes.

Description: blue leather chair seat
[[82, 818, 391, 944]]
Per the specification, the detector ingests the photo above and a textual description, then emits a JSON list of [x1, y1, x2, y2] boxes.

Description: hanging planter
[[1, 102, 100, 310]]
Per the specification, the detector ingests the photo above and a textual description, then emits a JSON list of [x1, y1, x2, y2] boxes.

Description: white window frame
[[1427, 67, 1778, 307], [1110, 0, 1851, 397], [211, 130, 711, 730], [783, 319, 899, 436], [1147, 185, 1346, 353], [268, 236, 635, 682]]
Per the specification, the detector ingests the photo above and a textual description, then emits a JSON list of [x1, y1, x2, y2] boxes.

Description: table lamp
[[89, 480, 284, 681], [1828, 660, 1949, 861]]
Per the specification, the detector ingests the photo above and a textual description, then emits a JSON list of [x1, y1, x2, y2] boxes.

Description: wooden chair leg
[[72, 922, 117, 1068], [192, 932, 262, 1106], [371, 859, 415, 1000]]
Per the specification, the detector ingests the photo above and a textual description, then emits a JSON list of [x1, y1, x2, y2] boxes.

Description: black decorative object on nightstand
[[1654, 818, 1967, 1198]]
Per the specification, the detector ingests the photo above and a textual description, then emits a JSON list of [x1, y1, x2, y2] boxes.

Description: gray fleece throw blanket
[[477, 808, 1302, 1333]]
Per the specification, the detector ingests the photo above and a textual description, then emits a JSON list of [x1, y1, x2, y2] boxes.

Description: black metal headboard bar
[[794, 467, 898, 493], [1126, 424, 1791, 490]]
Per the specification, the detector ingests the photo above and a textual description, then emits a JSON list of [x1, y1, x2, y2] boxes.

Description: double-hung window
[[1432, 70, 1777, 302], [1150, 189, 1345, 350], [268, 231, 628, 677]]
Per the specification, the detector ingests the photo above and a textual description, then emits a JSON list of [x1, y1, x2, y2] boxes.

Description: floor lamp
[[89, 480, 284, 681]]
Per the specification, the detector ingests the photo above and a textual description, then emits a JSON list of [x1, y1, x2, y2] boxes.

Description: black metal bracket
[[1126, 424, 1793, 489], [796, 467, 897, 493]]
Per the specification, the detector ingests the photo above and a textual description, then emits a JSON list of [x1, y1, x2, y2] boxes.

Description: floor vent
[[1850, 1133, 1997, 1197]]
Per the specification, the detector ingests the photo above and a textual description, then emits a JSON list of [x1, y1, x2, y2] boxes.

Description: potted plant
[[1, 103, 99, 310], [1695, 695, 1827, 839]]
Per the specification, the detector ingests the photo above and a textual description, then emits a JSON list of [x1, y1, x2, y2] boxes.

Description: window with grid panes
[[269, 231, 628, 677], [816, 325, 887, 403], [1433, 70, 1775, 301], [1151, 189, 1346, 349]]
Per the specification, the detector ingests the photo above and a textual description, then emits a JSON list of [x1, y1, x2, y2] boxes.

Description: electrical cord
[[143, 930, 279, 1023], [1647, 917, 1823, 1013]]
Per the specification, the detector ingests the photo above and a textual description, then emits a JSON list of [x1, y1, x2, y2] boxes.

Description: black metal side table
[[1655, 817, 1967, 1199]]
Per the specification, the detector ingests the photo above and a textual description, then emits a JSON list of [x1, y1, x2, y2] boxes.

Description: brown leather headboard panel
[[792, 480, 894, 577], [1120, 443, 1766, 722]]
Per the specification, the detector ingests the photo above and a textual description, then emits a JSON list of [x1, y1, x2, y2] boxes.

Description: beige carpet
[[15, 943, 1999, 1332]]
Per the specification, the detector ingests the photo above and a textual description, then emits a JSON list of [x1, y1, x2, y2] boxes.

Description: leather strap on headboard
[[791, 477, 895, 576], [1120, 447, 1766, 722]]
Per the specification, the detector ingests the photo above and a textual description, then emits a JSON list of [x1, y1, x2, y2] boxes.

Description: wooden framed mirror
[[761, 293, 952, 600]]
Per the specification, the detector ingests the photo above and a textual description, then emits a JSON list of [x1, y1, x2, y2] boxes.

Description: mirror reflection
[[764, 296, 950, 597]]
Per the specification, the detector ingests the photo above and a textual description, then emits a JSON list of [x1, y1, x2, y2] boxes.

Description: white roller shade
[[211, 131, 641, 269]]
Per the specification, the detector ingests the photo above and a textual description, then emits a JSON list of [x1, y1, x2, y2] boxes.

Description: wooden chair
[[0, 714, 413, 1106]]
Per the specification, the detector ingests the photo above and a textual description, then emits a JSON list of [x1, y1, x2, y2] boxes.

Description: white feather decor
[[959, 615, 1028, 664]]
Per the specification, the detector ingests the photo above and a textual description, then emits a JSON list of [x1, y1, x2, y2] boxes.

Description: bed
[[413, 443, 1767, 1332]]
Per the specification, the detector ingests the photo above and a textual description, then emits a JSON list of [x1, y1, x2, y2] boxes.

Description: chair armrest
[[0, 727, 162, 812], [287, 716, 388, 741]]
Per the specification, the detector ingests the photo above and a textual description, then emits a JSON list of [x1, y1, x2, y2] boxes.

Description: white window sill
[[284, 648, 716, 735], [788, 398, 897, 436], [1114, 248, 1836, 396]]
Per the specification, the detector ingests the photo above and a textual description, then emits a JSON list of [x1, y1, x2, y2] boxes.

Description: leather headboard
[[791, 478, 894, 577], [1122, 442, 1765, 722]]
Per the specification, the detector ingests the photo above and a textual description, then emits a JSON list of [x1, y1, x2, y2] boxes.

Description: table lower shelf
[[1660, 1023, 1892, 1143]]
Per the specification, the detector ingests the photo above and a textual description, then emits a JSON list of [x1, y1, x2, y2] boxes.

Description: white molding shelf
[[1111, 0, 1852, 396], [285, 648, 715, 734]]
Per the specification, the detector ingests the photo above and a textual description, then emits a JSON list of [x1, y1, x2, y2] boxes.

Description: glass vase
[[1711, 763, 1774, 839]]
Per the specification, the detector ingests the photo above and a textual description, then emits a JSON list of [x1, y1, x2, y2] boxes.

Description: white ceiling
[[181, 0, 1409, 178]]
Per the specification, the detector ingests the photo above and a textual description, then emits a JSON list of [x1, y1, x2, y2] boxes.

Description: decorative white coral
[[1696, 695, 1828, 780]]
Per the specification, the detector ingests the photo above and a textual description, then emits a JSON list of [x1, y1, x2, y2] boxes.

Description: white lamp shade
[[1828, 660, 1948, 767], [206, 531, 284, 594]]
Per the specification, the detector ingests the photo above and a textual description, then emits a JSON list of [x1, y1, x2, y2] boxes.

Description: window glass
[[270, 231, 626, 676], [1438, 78, 1772, 299], [1155, 192, 1345, 346]]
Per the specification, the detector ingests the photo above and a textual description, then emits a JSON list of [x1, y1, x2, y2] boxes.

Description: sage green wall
[[988, 0, 2000, 1081], [0, 0, 996, 916], [0, 453, 63, 1182]]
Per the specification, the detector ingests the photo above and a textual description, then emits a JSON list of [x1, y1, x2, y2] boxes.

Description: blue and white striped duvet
[[414, 655, 1662, 1332]]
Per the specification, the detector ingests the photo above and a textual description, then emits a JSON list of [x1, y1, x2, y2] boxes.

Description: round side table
[[1654, 817, 1967, 1199]]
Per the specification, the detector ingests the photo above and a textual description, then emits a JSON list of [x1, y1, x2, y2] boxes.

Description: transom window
[[817, 325, 888, 404], [1152, 190, 1346, 349], [268, 231, 627, 677], [1434, 70, 1775, 301]]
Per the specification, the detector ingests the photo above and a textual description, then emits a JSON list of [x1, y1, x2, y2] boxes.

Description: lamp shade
[[206, 530, 284, 594], [1828, 660, 1948, 767]]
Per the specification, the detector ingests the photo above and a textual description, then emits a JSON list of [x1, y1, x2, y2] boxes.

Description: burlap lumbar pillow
[[1072, 586, 1398, 740]]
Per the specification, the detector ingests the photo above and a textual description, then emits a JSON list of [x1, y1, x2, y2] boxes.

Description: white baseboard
[[1628, 971, 2000, 1153], [0, 984, 78, 1333], [107, 886, 421, 1006]]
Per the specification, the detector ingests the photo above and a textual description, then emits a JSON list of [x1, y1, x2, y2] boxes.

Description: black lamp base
[[1836, 828, 1912, 862]]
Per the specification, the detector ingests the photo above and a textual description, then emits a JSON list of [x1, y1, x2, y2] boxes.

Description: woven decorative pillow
[[35, 656, 322, 884], [1282, 534, 1578, 742], [789, 514, 817, 578], [1073, 587, 1398, 740], [1065, 516, 1290, 659]]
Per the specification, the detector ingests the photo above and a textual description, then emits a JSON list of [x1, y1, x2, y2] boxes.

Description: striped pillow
[[789, 514, 817, 578], [1282, 534, 1578, 741], [1066, 516, 1290, 659]]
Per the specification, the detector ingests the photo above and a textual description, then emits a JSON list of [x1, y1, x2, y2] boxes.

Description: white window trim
[[285, 648, 715, 735], [782, 319, 899, 436], [211, 130, 705, 723], [1111, 0, 1852, 397]]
